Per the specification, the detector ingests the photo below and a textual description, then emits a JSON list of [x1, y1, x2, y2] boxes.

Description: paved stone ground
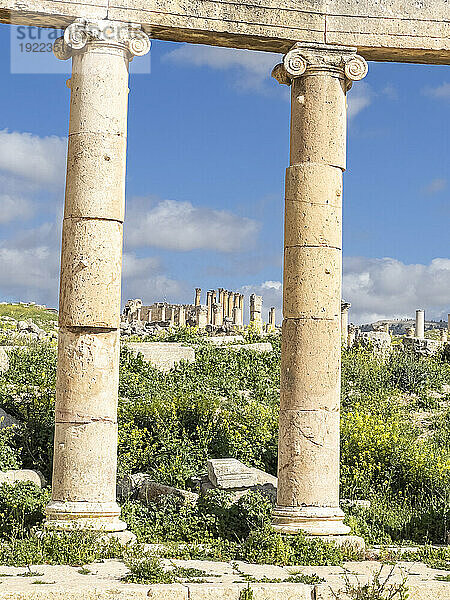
[[0, 559, 449, 599]]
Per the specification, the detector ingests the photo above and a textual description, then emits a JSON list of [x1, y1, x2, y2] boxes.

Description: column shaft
[[47, 20, 150, 531], [272, 44, 367, 535]]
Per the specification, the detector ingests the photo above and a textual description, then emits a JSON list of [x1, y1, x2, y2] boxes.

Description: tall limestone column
[[47, 19, 150, 531], [415, 309, 425, 339], [272, 43, 367, 535]]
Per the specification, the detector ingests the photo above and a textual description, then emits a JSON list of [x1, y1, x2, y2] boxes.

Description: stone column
[[178, 306, 186, 327], [196, 306, 208, 329], [268, 307, 276, 331], [239, 294, 244, 326], [228, 293, 234, 318], [206, 291, 214, 325], [160, 304, 166, 322], [447, 314, 450, 335], [47, 19, 150, 531], [223, 291, 229, 319], [195, 288, 202, 307], [249, 294, 263, 332], [415, 309, 425, 339], [271, 43, 368, 535], [340, 302, 351, 348], [213, 303, 223, 326]]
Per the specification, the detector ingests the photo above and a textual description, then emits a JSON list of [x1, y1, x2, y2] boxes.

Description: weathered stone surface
[[205, 336, 245, 346], [225, 343, 273, 353], [356, 331, 391, 355], [117, 473, 199, 505], [147, 584, 188, 599], [205, 459, 277, 500], [0, 469, 43, 487], [3, 0, 449, 64], [125, 342, 195, 372], [0, 407, 21, 430], [403, 337, 443, 357]]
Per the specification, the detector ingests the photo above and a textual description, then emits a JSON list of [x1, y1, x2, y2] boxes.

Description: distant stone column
[[239, 295, 244, 326], [415, 309, 425, 339], [268, 307, 276, 331], [228, 293, 234, 318], [271, 43, 368, 535], [178, 306, 186, 327], [340, 302, 351, 347], [196, 306, 208, 329], [249, 294, 263, 332], [47, 19, 150, 531], [448, 314, 450, 335], [206, 291, 213, 325], [194, 288, 202, 307], [160, 304, 166, 322], [217, 289, 224, 320], [223, 291, 229, 319], [213, 303, 223, 326]]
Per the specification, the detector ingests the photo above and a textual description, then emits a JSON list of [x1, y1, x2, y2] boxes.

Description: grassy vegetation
[[0, 304, 57, 333], [0, 321, 449, 570]]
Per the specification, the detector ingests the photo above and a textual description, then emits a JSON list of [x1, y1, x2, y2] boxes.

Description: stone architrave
[[46, 18, 150, 532], [272, 43, 368, 536]]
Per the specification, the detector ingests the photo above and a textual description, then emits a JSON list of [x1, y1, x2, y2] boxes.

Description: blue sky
[[0, 25, 448, 323]]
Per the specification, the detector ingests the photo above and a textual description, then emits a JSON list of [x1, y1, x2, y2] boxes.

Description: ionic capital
[[53, 19, 151, 61], [272, 43, 368, 89]]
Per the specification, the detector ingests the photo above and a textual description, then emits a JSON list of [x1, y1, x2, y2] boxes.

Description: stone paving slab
[[0, 559, 449, 599]]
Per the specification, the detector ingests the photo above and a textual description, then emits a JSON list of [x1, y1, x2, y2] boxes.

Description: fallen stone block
[[225, 343, 273, 353], [205, 336, 245, 346], [0, 407, 21, 430], [356, 331, 391, 355], [125, 342, 195, 372], [0, 469, 44, 487], [403, 336, 443, 357], [118, 473, 198, 505], [206, 458, 277, 500]]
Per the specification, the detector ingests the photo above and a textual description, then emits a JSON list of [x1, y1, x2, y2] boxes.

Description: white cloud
[[423, 82, 450, 100], [163, 44, 281, 92], [347, 82, 372, 119], [0, 130, 66, 188], [240, 258, 450, 325], [343, 257, 450, 324], [125, 197, 260, 253], [422, 178, 447, 195], [0, 195, 34, 224], [122, 252, 185, 304]]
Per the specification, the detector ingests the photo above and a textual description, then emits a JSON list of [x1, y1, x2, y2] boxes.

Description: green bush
[[0, 482, 50, 539], [0, 428, 21, 471]]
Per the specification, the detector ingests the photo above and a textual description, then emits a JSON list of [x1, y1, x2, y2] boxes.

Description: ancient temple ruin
[[122, 289, 274, 331]]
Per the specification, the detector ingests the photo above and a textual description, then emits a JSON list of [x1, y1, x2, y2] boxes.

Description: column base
[[45, 501, 127, 532], [272, 506, 351, 535]]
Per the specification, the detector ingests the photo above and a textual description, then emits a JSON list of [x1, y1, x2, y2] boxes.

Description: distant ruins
[[122, 289, 276, 334]]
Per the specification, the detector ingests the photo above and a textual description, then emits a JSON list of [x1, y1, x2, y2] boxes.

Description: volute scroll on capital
[[272, 43, 368, 89], [53, 19, 151, 61]]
